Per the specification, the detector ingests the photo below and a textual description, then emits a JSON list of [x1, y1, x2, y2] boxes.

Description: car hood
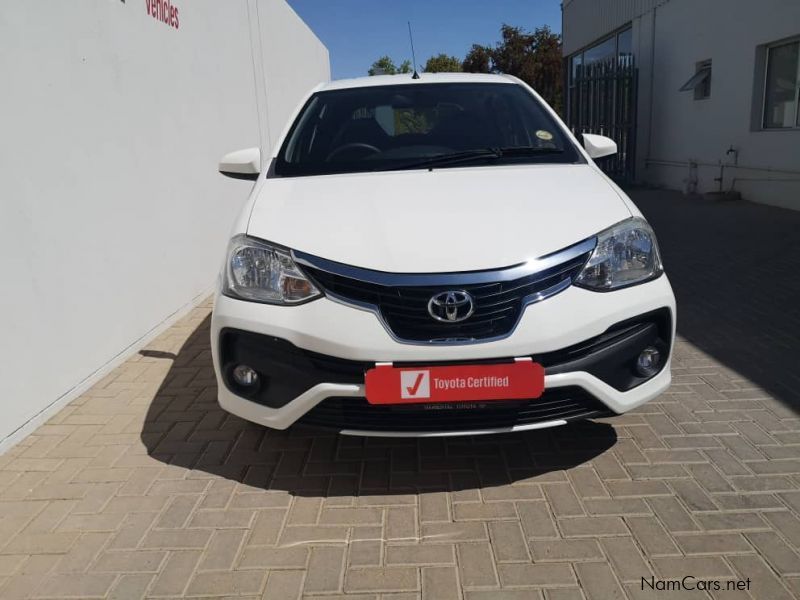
[[247, 164, 631, 273]]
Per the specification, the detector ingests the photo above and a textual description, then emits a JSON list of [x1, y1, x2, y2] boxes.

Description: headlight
[[575, 217, 663, 291], [223, 235, 320, 304]]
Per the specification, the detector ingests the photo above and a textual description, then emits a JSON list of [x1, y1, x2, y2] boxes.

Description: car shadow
[[633, 189, 800, 414], [140, 314, 617, 496]]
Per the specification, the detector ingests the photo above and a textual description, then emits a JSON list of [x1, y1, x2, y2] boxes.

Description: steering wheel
[[326, 143, 380, 161]]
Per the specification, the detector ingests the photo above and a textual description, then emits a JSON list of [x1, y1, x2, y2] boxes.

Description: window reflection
[[763, 41, 799, 129], [568, 26, 634, 74]]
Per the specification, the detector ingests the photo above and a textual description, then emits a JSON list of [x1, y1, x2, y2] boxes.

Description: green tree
[[462, 44, 492, 73], [492, 25, 563, 113], [424, 54, 462, 73], [461, 26, 564, 113], [368, 56, 413, 76]]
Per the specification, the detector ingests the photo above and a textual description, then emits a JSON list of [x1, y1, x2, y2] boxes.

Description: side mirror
[[582, 134, 617, 159], [219, 147, 261, 180]]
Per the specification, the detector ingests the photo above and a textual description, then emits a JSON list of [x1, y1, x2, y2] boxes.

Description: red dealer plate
[[365, 361, 545, 405]]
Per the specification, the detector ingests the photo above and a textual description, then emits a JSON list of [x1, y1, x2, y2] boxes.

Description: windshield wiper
[[377, 149, 501, 172], [378, 146, 565, 172]]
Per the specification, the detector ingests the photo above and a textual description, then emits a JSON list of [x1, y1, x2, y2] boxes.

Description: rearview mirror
[[582, 134, 617, 159], [219, 147, 261, 180]]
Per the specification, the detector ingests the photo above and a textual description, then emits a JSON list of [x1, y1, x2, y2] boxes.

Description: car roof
[[318, 72, 518, 92]]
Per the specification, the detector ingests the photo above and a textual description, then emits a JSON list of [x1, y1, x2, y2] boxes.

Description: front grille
[[298, 387, 611, 432], [301, 249, 592, 343]]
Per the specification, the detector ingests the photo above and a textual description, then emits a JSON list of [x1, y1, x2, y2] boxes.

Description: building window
[[567, 26, 633, 122], [583, 36, 616, 67], [763, 39, 799, 129], [568, 27, 634, 73], [617, 28, 633, 65], [679, 60, 712, 100]]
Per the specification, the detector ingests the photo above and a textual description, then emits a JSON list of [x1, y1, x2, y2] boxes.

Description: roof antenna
[[408, 21, 420, 79]]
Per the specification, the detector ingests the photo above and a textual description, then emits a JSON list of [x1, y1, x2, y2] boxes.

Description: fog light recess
[[635, 347, 662, 377], [232, 364, 260, 387]]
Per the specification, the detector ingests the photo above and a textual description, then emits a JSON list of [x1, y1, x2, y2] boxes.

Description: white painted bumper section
[[217, 382, 363, 431], [215, 364, 672, 436], [211, 276, 676, 436], [340, 420, 569, 438]]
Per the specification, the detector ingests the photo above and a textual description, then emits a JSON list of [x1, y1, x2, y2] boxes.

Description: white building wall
[[640, 0, 800, 209], [0, 0, 329, 449], [562, 0, 665, 55], [564, 0, 800, 210]]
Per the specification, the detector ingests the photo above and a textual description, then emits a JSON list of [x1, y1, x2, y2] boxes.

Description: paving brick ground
[[0, 189, 798, 599]]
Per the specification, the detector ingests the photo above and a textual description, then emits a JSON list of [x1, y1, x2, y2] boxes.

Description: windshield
[[274, 82, 582, 177]]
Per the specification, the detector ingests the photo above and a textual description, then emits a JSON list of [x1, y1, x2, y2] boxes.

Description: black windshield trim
[[271, 82, 583, 179]]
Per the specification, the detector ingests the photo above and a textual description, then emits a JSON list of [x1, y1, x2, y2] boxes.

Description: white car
[[211, 73, 675, 437]]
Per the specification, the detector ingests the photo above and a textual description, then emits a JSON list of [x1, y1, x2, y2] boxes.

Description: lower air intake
[[298, 387, 611, 433]]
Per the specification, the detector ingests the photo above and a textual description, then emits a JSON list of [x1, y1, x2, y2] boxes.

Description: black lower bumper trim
[[218, 332, 371, 408], [298, 387, 612, 432], [539, 308, 671, 391], [218, 308, 672, 409]]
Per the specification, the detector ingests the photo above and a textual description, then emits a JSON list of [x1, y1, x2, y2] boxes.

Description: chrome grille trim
[[292, 237, 596, 287], [294, 237, 596, 346]]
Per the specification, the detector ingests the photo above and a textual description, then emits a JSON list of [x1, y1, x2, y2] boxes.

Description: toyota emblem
[[427, 290, 475, 323]]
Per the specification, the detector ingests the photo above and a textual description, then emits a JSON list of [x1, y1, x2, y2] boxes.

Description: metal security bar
[[567, 57, 638, 182]]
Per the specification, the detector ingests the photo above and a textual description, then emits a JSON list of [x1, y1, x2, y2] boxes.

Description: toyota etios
[[212, 73, 675, 437]]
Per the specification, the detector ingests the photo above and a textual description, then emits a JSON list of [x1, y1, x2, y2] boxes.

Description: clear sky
[[285, 0, 563, 80]]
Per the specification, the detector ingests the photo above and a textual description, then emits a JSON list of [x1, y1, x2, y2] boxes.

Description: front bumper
[[211, 275, 676, 436]]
